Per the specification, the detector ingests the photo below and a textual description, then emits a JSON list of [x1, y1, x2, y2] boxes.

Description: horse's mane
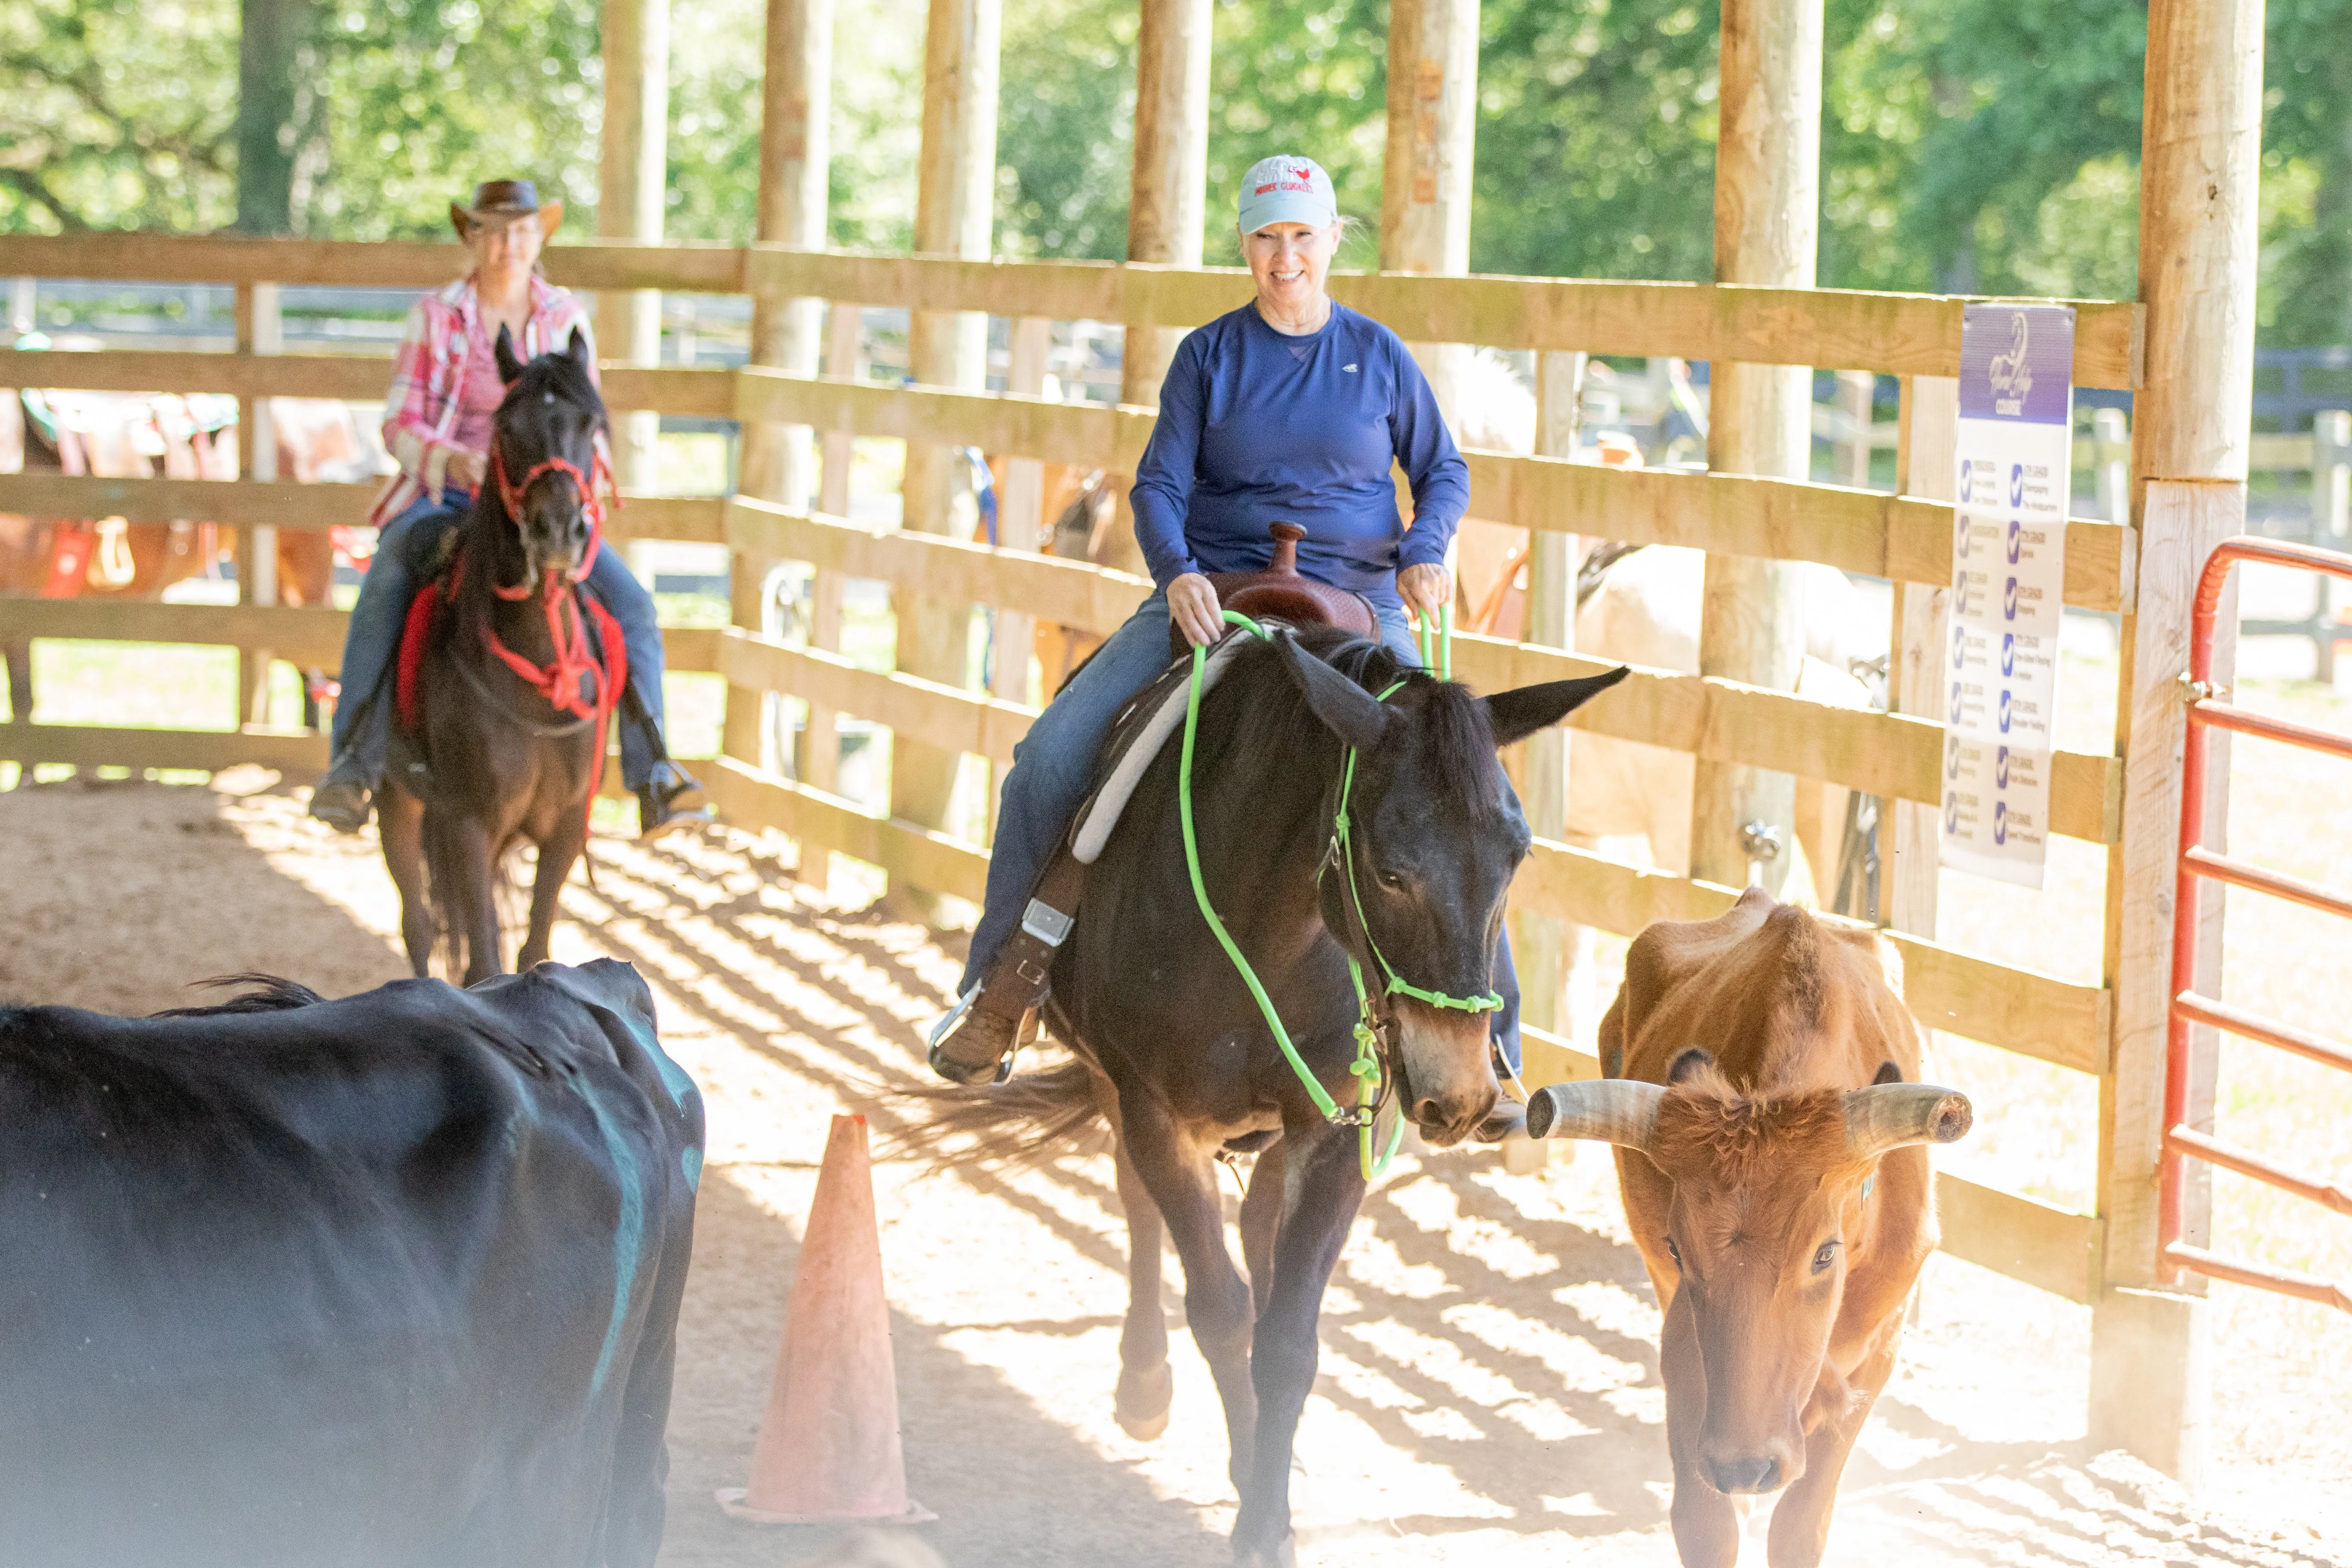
[[1208, 623, 1505, 823]]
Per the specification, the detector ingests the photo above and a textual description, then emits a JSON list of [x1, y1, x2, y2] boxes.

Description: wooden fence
[[0, 231, 2141, 1308]]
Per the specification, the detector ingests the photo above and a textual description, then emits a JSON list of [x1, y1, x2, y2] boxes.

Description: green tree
[[1470, 0, 1720, 281], [0, 0, 241, 231]]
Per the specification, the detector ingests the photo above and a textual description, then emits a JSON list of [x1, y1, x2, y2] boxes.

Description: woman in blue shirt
[[931, 154, 1517, 1081]]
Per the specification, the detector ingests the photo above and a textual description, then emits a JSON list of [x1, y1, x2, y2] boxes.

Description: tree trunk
[[234, 0, 312, 236]]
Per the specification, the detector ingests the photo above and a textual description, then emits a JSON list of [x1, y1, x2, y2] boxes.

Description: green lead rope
[[1178, 605, 1497, 1181]]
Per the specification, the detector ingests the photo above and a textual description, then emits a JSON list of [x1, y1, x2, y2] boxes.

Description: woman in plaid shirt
[[309, 180, 707, 839]]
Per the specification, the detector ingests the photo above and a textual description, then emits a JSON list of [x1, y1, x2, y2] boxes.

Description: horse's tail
[[884, 1057, 1107, 1174]]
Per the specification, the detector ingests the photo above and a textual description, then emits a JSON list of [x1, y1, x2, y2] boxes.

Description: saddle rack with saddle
[[932, 523, 1376, 1084]]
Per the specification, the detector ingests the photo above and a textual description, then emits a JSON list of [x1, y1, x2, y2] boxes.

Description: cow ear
[[494, 324, 526, 385], [1485, 666, 1631, 749], [566, 325, 593, 373], [1873, 1060, 1903, 1086], [1275, 630, 1390, 751], [1668, 1047, 1714, 1084]]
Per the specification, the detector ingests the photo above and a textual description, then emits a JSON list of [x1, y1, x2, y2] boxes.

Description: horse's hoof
[[1114, 1361, 1173, 1441], [1229, 1536, 1296, 1568]]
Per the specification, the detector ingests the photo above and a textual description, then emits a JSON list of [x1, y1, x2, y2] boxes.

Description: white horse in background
[[1446, 350, 1887, 901]]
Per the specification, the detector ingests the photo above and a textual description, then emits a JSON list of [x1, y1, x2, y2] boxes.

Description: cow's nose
[[1705, 1454, 1781, 1495]]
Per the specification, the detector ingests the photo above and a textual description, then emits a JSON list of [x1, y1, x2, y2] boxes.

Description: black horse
[[919, 625, 1625, 1565], [382, 327, 615, 984]]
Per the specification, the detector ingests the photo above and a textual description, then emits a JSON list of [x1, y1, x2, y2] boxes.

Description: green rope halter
[[1176, 606, 1497, 1180]]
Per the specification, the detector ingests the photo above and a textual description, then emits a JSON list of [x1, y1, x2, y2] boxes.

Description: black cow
[[0, 958, 703, 1568]]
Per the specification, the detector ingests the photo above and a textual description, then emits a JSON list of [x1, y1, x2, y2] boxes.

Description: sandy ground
[[0, 772, 2345, 1568]]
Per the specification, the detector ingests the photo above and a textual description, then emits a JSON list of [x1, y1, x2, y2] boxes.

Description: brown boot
[[927, 991, 1022, 1085]]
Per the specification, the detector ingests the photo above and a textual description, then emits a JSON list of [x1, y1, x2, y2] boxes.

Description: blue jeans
[[963, 590, 1521, 1068], [329, 489, 672, 791]]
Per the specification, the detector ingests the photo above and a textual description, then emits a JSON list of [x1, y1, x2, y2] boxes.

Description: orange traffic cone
[[717, 1113, 933, 1525]]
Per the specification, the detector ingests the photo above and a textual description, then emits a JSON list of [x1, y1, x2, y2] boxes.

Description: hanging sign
[[1940, 303, 2074, 889]]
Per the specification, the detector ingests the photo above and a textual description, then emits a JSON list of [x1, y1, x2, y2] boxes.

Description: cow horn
[[1842, 1084, 1972, 1161], [1525, 1080, 1666, 1148]]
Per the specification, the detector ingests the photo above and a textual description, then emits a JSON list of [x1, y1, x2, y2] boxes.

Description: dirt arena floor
[[2, 772, 2346, 1568]]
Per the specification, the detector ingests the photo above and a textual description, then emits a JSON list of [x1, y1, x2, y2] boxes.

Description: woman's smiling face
[[1242, 221, 1341, 316]]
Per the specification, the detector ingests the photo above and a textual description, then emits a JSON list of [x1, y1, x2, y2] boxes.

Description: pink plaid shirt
[[367, 273, 600, 526]]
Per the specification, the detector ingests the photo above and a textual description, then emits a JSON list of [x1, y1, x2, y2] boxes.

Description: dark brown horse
[[917, 626, 1625, 1565], [381, 327, 614, 984]]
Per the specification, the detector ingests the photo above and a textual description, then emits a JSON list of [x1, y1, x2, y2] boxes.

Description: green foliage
[[302, 0, 604, 239], [1, 0, 2346, 347], [1470, 0, 1720, 281], [997, 0, 1137, 259], [0, 0, 241, 231]]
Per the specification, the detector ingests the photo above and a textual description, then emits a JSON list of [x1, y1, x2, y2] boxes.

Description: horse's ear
[[1484, 666, 1630, 749], [1273, 631, 1390, 751], [565, 325, 593, 373], [493, 324, 526, 386]]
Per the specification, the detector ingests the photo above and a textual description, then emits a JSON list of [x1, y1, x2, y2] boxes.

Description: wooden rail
[[0, 601, 723, 682], [732, 377, 2135, 607], [724, 502, 2123, 843], [0, 348, 732, 420], [0, 233, 2140, 385], [0, 473, 727, 547]]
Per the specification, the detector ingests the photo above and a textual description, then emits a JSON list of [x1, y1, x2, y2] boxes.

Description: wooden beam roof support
[[1105, 0, 1214, 576], [2090, 0, 2264, 1490], [1379, 0, 1479, 420], [598, 0, 670, 493], [1687, 0, 1822, 896], [894, 0, 1002, 914]]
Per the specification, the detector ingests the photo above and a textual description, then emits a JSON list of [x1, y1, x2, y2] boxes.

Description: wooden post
[[1688, 0, 1821, 894], [2090, 0, 2265, 1486], [2095, 406, 2132, 523], [1380, 0, 1479, 418], [787, 302, 860, 893], [741, 0, 831, 509], [1505, 348, 1585, 1173], [598, 0, 669, 493], [234, 282, 281, 727], [1836, 369, 1873, 488], [1886, 375, 1953, 942], [892, 0, 1000, 914], [732, 0, 832, 795], [2315, 409, 2351, 684], [1098, 0, 1212, 578], [994, 316, 1052, 705]]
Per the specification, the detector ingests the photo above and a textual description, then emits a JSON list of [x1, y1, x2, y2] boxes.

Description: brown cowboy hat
[[449, 180, 564, 239]]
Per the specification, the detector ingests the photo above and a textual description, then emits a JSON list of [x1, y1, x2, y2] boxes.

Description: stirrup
[[927, 984, 1016, 1087]]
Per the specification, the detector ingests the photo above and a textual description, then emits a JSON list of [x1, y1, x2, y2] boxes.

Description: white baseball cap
[[1237, 155, 1337, 233]]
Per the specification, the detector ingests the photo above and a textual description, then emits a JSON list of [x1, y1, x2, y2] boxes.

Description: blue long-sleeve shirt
[[1129, 302, 1471, 609]]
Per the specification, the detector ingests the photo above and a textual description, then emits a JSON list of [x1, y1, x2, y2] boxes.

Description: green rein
[[1177, 607, 1501, 1180]]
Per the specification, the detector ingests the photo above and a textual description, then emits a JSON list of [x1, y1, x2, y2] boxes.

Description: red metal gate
[[2160, 536, 2352, 1313]]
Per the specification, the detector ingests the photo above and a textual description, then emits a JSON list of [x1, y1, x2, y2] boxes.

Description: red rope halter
[[480, 441, 629, 810]]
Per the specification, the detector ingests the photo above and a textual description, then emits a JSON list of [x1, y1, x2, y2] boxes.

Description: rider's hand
[[1398, 562, 1453, 618], [1168, 572, 1223, 648], [444, 448, 488, 495], [421, 441, 453, 505]]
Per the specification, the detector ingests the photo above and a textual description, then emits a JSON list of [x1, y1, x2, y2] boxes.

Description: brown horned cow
[[1524, 887, 1972, 1568]]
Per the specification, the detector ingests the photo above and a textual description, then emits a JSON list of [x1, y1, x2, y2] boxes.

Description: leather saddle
[[938, 524, 1382, 1081], [1167, 522, 1378, 660]]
